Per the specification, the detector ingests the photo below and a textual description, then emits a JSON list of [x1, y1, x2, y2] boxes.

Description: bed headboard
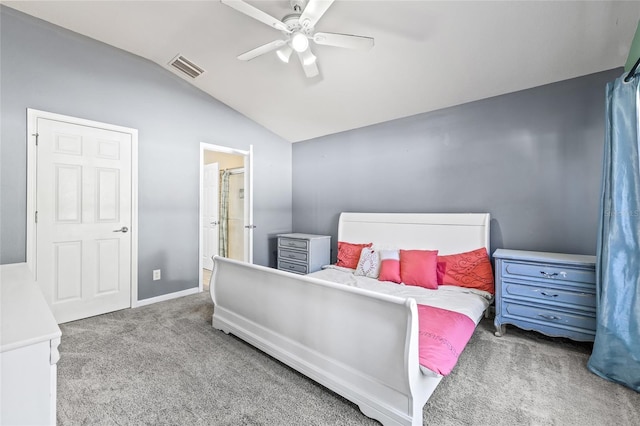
[[338, 213, 490, 255]]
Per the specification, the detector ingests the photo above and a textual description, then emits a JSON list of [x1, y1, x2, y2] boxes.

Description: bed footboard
[[209, 256, 442, 426]]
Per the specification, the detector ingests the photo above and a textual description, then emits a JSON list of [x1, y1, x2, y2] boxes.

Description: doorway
[[199, 143, 253, 291]]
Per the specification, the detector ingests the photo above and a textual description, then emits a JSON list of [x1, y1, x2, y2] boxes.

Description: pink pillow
[[400, 250, 439, 289], [437, 248, 494, 294], [336, 241, 372, 269], [378, 249, 401, 283], [436, 261, 447, 285]]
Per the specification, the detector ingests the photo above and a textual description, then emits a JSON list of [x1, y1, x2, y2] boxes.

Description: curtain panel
[[219, 170, 230, 258], [587, 73, 640, 392]]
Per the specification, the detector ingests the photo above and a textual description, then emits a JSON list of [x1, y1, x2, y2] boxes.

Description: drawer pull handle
[[540, 271, 559, 279], [539, 314, 561, 321], [540, 291, 559, 298]]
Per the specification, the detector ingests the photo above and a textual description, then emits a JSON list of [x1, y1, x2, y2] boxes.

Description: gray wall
[[292, 69, 620, 258], [0, 7, 292, 300]]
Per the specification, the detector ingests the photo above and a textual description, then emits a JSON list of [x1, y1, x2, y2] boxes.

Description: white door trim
[[26, 108, 139, 308], [202, 162, 220, 270], [199, 142, 253, 291], [247, 145, 254, 264]]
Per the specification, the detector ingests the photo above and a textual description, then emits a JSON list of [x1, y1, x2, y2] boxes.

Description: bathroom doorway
[[199, 143, 253, 291]]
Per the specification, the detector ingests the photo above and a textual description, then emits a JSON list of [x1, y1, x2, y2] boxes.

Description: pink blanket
[[417, 304, 476, 376]]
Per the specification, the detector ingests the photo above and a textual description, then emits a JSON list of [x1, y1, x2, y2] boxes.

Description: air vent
[[169, 55, 205, 79]]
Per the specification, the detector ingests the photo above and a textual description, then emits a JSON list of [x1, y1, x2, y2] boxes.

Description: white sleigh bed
[[209, 212, 491, 425]]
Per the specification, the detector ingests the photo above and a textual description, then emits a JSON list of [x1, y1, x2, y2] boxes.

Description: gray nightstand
[[277, 233, 331, 274]]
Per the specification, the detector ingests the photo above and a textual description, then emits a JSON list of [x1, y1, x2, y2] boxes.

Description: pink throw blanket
[[417, 304, 476, 376]]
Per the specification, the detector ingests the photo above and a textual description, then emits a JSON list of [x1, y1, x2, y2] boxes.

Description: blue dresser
[[493, 249, 597, 342]]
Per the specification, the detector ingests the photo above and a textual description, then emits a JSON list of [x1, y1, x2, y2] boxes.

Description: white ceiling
[[4, 1, 640, 142]]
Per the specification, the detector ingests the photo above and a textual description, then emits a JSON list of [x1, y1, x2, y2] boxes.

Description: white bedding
[[309, 265, 492, 377], [309, 265, 492, 325]]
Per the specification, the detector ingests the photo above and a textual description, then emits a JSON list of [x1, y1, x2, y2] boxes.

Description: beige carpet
[[56, 292, 640, 425]]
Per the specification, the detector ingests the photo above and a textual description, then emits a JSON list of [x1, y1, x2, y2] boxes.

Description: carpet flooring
[[57, 292, 640, 425]]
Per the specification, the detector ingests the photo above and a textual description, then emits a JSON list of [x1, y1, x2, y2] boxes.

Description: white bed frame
[[210, 213, 490, 426]]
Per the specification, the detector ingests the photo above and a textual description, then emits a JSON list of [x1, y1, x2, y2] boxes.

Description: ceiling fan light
[[291, 32, 309, 53], [301, 49, 317, 66], [276, 45, 293, 63]]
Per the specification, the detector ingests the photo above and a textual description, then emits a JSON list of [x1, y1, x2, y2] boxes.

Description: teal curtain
[[219, 170, 230, 258], [587, 72, 640, 392]]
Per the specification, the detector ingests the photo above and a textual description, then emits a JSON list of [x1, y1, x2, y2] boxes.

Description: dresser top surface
[[1, 263, 62, 352], [278, 233, 331, 240], [493, 249, 596, 266]]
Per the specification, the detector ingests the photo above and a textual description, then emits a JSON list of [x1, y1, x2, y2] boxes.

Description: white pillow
[[354, 247, 380, 278]]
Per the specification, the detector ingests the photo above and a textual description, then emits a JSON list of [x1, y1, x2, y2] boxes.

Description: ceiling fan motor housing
[[282, 13, 303, 30], [282, 13, 314, 46]]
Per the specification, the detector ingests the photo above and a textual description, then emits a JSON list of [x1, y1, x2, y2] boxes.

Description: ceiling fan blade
[[297, 51, 319, 78], [313, 32, 374, 50], [299, 0, 335, 29], [238, 40, 287, 61], [221, 0, 291, 33]]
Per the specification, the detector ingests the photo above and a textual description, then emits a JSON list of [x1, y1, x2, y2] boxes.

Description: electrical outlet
[[153, 269, 161, 281]]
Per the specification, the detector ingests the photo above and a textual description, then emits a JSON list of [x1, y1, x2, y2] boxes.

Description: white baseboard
[[134, 287, 200, 308]]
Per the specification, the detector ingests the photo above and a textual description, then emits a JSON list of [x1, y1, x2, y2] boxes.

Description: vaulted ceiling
[[4, 1, 640, 142]]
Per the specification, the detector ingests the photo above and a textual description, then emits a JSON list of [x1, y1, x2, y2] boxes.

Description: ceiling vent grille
[[169, 55, 205, 79]]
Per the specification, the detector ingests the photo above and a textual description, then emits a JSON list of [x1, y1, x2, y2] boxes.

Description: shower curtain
[[219, 169, 230, 258], [587, 72, 640, 392]]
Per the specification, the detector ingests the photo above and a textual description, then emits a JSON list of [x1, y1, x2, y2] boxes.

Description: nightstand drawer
[[502, 301, 596, 331], [279, 238, 308, 251], [503, 281, 596, 309], [503, 261, 595, 285], [278, 249, 308, 263], [278, 260, 308, 274]]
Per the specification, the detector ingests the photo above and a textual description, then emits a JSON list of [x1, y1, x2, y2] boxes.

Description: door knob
[[211, 221, 218, 225], [113, 226, 129, 233]]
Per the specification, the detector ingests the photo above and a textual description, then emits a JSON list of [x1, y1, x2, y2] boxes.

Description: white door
[[202, 162, 219, 270], [35, 117, 133, 323]]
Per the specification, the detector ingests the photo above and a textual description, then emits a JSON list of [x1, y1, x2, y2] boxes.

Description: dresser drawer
[[502, 301, 596, 332], [278, 260, 308, 274], [279, 238, 308, 251], [503, 281, 596, 309], [278, 249, 308, 263], [502, 261, 595, 285]]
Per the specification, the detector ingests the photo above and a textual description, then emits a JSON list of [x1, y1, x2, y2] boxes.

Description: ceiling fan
[[221, 0, 374, 78]]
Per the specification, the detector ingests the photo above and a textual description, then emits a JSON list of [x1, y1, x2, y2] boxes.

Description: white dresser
[[1, 263, 61, 426], [277, 233, 331, 274]]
